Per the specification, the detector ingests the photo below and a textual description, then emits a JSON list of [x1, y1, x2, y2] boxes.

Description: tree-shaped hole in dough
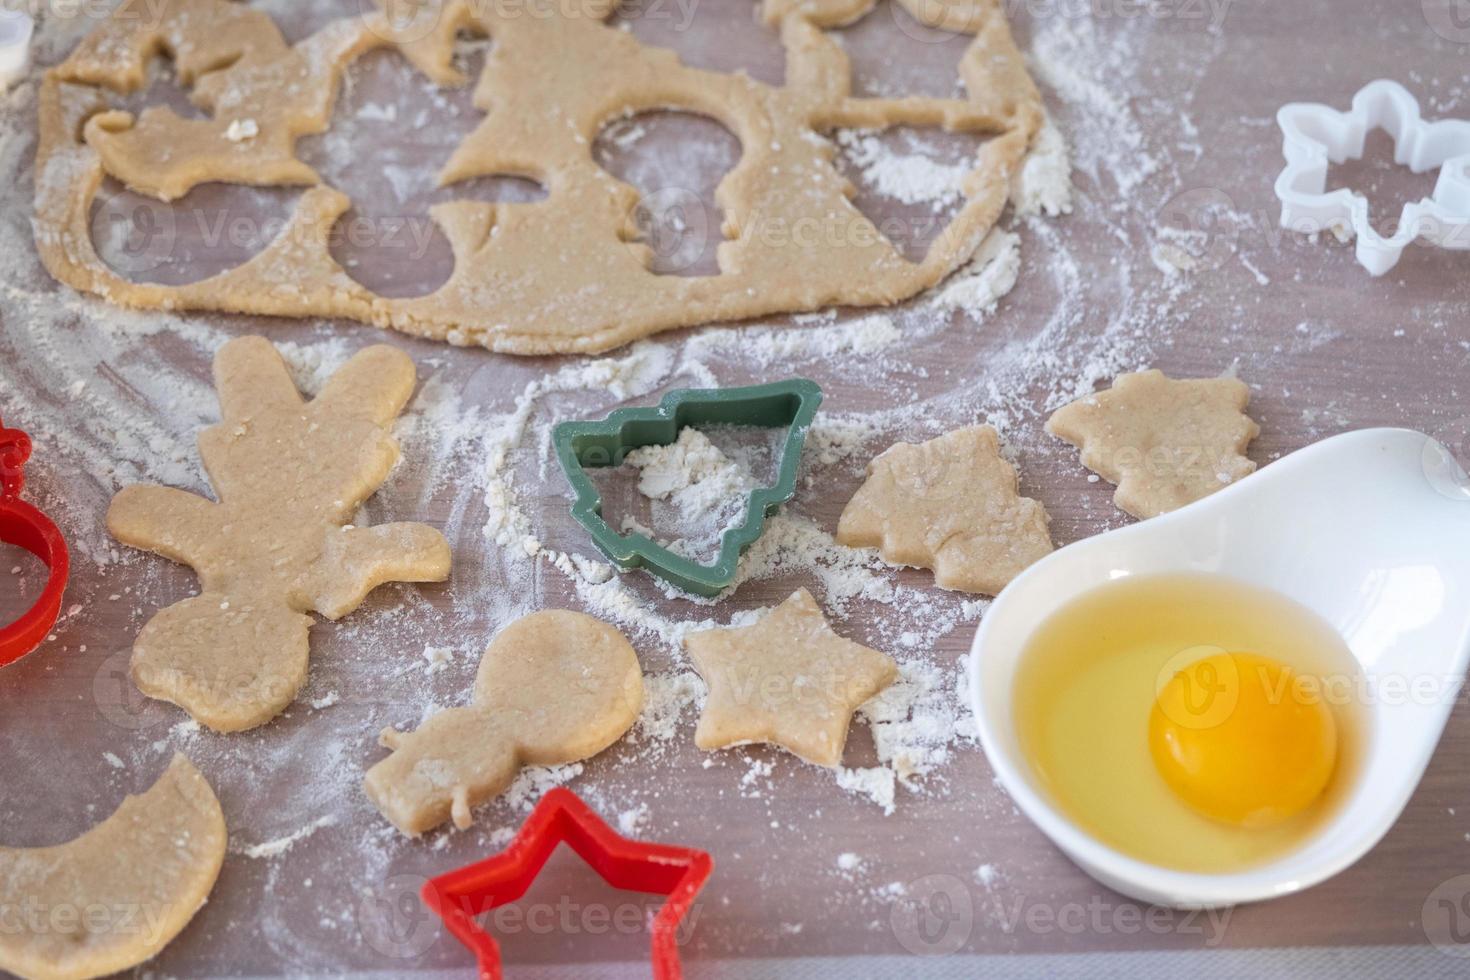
[[295, 44, 548, 299], [835, 0, 972, 99], [592, 110, 743, 277], [608, 0, 786, 86], [86, 55, 301, 285], [831, 124, 998, 263]]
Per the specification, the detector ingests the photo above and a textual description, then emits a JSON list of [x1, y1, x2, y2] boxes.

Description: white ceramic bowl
[[968, 428, 1470, 907]]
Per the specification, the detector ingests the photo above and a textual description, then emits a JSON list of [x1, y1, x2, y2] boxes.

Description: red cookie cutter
[[0, 416, 69, 667], [421, 787, 713, 980]]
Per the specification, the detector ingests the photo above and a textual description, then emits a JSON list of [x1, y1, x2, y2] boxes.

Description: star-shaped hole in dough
[[1046, 368, 1260, 520], [684, 588, 896, 768], [836, 425, 1053, 596]]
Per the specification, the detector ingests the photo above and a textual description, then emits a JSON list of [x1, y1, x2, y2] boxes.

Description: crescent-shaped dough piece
[[0, 754, 227, 980]]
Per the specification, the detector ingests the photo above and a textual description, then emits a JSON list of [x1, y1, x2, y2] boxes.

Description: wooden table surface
[[3, 0, 1470, 976]]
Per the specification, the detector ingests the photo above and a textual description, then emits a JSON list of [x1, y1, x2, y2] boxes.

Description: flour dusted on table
[[0, 2, 1239, 964]]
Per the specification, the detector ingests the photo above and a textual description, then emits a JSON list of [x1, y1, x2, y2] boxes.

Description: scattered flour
[[232, 815, 339, 860], [617, 427, 760, 560], [224, 117, 259, 142], [501, 763, 585, 812], [617, 802, 651, 836], [835, 128, 970, 211], [1012, 119, 1074, 218], [421, 645, 455, 674], [932, 229, 1022, 317]]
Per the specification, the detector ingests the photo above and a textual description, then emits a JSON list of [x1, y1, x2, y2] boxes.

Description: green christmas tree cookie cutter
[[553, 379, 823, 598]]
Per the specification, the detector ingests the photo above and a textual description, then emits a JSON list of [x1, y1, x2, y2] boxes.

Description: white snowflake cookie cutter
[[1274, 79, 1470, 276]]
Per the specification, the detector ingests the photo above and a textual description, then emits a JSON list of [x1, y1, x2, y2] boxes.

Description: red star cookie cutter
[[0, 416, 69, 667], [421, 787, 713, 980]]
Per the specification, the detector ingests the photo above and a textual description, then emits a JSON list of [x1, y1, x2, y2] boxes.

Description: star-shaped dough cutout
[[684, 588, 896, 768], [1046, 368, 1260, 519], [836, 425, 1054, 595]]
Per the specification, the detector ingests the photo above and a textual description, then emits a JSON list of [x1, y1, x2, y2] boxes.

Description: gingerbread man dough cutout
[[1046, 369, 1259, 519], [837, 425, 1053, 595], [364, 610, 644, 836], [685, 588, 896, 767], [107, 336, 451, 733]]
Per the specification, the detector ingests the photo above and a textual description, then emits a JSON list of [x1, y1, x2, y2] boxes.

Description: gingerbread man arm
[[305, 523, 451, 620], [309, 344, 417, 425], [106, 485, 222, 572], [212, 335, 305, 423]]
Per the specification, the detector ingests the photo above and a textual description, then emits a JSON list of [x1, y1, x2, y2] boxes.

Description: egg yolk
[[1149, 651, 1338, 829]]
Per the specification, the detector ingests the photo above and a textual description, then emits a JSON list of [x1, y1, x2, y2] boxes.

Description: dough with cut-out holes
[[685, 588, 896, 767], [837, 425, 1053, 595], [0, 754, 226, 980], [35, 0, 1042, 354], [107, 336, 451, 733], [364, 610, 644, 836], [1046, 369, 1260, 519]]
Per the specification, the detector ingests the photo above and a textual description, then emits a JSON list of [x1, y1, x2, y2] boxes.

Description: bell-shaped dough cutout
[[90, 177, 301, 286], [0, 754, 227, 980], [593, 110, 742, 277], [364, 610, 643, 836]]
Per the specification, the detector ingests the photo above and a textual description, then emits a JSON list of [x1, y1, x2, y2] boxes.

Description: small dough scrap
[[685, 588, 896, 767], [1046, 368, 1260, 519], [836, 425, 1053, 595], [363, 610, 644, 836], [107, 336, 452, 733], [0, 754, 227, 980]]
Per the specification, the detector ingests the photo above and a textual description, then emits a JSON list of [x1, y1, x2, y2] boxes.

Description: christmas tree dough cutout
[[364, 610, 644, 836], [685, 588, 896, 768], [837, 425, 1053, 596], [1046, 369, 1260, 519], [107, 336, 451, 733]]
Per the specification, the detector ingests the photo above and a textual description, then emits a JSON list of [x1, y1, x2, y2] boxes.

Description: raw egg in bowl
[[969, 428, 1470, 907]]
